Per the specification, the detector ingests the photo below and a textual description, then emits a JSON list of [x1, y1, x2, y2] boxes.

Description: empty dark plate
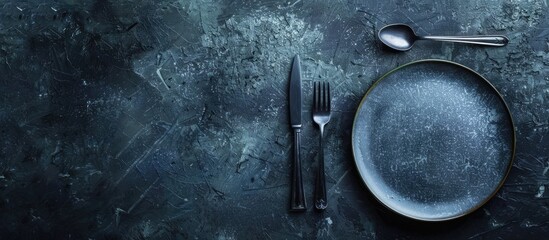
[[352, 59, 515, 221]]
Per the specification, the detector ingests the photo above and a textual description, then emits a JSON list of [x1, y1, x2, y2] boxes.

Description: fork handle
[[315, 129, 327, 210], [290, 128, 307, 211]]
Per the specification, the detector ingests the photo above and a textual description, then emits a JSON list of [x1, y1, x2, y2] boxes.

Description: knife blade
[[289, 55, 302, 128], [289, 55, 306, 211]]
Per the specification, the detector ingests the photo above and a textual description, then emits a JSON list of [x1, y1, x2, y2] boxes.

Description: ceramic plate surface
[[352, 59, 515, 221]]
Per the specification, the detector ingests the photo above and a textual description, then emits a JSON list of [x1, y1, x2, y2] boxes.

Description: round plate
[[351, 59, 515, 221]]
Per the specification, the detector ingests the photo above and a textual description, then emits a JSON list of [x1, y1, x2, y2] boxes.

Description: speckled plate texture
[[352, 59, 515, 221]]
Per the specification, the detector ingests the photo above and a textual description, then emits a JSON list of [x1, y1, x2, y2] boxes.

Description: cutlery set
[[287, 25, 511, 218], [289, 55, 332, 211]]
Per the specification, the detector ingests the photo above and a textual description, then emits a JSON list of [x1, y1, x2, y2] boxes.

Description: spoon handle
[[420, 35, 509, 46]]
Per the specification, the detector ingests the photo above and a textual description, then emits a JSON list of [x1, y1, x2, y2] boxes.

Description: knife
[[289, 55, 306, 211]]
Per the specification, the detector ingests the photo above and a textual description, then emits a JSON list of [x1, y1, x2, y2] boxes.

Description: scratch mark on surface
[[243, 184, 286, 191], [4, 57, 11, 71], [115, 177, 160, 227], [205, 179, 225, 199], [115, 126, 147, 159], [328, 169, 349, 194], [198, 5, 208, 34], [100, 38, 114, 49], [63, 44, 79, 70], [51, 68, 74, 77], [289, 0, 302, 7], [467, 221, 517, 239], [127, 177, 160, 214], [279, 0, 302, 9], [160, 184, 186, 201], [156, 68, 170, 90], [236, 157, 249, 173], [271, 82, 286, 98], [535, 185, 545, 198], [543, 162, 549, 176], [114, 115, 196, 187], [126, 22, 138, 32]]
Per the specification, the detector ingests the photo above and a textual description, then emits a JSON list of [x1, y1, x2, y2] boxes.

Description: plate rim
[[351, 59, 516, 221]]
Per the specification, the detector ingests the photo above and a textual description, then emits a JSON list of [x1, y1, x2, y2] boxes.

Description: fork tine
[[314, 82, 318, 111], [327, 82, 331, 112], [318, 82, 322, 111], [318, 81, 322, 111], [321, 82, 326, 111], [323, 82, 328, 111]]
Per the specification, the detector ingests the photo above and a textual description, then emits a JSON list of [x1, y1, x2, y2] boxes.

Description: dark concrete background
[[0, 0, 547, 239]]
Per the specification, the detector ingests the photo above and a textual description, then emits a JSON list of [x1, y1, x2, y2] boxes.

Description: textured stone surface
[[0, 0, 547, 239]]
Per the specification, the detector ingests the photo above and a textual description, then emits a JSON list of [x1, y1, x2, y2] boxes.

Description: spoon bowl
[[378, 24, 417, 51]]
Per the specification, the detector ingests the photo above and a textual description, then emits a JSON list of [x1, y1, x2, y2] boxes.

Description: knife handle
[[290, 128, 307, 211]]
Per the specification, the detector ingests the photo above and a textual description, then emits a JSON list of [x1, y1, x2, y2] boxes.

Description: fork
[[313, 81, 331, 210]]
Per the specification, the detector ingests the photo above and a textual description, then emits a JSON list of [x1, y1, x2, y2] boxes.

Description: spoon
[[378, 24, 509, 51]]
